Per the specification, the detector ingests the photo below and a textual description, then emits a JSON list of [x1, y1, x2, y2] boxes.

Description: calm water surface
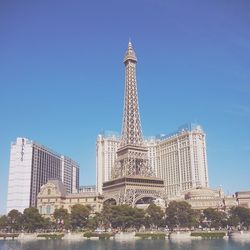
[[1, 239, 250, 250]]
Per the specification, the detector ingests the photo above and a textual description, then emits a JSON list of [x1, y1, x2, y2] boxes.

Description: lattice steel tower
[[112, 41, 154, 178], [103, 41, 164, 206]]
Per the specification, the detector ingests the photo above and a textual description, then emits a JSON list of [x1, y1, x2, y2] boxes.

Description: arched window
[[46, 205, 51, 215], [47, 189, 51, 195]]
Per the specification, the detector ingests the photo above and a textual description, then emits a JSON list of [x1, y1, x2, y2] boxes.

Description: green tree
[[110, 205, 134, 230], [54, 208, 70, 229], [42, 217, 55, 231], [203, 208, 226, 229], [7, 209, 23, 232], [166, 201, 198, 230], [86, 213, 101, 231], [146, 203, 165, 228], [22, 207, 44, 232], [98, 204, 145, 231], [132, 207, 145, 230], [70, 204, 91, 230], [0, 215, 8, 231], [100, 204, 115, 230], [108, 204, 145, 231], [228, 207, 250, 229]]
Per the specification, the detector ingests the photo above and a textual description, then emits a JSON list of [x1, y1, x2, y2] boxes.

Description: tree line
[[1, 201, 250, 232]]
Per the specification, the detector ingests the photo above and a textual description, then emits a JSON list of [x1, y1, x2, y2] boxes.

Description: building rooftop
[[47, 179, 67, 196]]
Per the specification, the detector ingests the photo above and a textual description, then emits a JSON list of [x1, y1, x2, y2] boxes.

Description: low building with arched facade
[[182, 187, 237, 211], [235, 191, 250, 208], [37, 179, 103, 218]]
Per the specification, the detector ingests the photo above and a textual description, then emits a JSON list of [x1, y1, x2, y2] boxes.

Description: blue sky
[[0, 0, 250, 214]]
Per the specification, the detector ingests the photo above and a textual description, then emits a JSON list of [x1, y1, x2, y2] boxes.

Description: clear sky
[[0, 0, 250, 214]]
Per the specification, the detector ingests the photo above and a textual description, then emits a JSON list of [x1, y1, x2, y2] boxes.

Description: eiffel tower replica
[[103, 41, 164, 206]]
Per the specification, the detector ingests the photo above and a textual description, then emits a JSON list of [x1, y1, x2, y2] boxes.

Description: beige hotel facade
[[96, 124, 209, 198], [37, 179, 103, 217]]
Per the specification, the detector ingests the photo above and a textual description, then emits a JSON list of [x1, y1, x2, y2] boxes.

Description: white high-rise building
[[61, 156, 79, 194], [156, 124, 209, 197], [96, 124, 209, 197], [96, 132, 119, 194], [145, 137, 158, 175], [7, 137, 80, 213]]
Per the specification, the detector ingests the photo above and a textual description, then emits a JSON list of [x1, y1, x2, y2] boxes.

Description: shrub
[[135, 232, 166, 239], [190, 232, 226, 238], [83, 231, 113, 239], [0, 233, 19, 239], [37, 233, 64, 239]]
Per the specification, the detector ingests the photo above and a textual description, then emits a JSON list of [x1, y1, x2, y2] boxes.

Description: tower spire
[[103, 42, 164, 206], [111, 41, 154, 179], [120, 41, 143, 147], [124, 40, 137, 63]]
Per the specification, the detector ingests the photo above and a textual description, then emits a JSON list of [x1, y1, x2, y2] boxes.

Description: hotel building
[[37, 180, 103, 217], [96, 132, 119, 194], [156, 124, 209, 197], [96, 124, 209, 197], [7, 137, 79, 213]]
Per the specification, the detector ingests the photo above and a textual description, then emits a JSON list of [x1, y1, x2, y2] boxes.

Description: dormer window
[[48, 188, 51, 195]]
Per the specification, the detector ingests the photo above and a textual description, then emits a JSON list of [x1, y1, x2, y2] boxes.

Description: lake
[[1, 239, 250, 250]]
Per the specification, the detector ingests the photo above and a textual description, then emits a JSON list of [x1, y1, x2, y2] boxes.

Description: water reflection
[[0, 239, 250, 250]]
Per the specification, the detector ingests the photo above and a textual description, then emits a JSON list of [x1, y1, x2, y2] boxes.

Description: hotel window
[[46, 205, 51, 215]]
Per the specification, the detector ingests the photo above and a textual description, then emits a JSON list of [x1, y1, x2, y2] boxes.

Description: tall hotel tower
[[96, 132, 120, 194], [7, 137, 79, 213], [156, 124, 209, 197]]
